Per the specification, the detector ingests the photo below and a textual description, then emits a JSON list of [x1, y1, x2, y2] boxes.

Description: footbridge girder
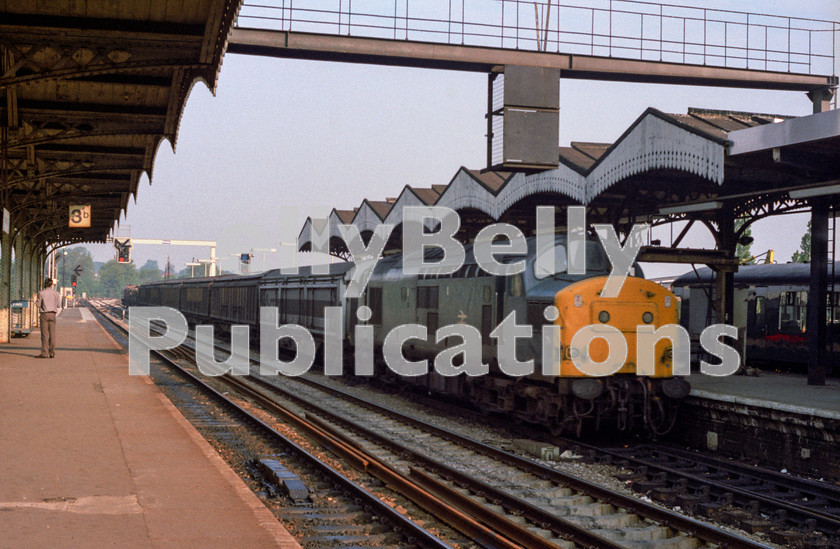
[[229, 28, 837, 93]]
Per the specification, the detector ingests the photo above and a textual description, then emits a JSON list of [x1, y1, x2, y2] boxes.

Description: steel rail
[[87, 302, 454, 549], [571, 440, 840, 536], [220, 374, 549, 549], [102, 299, 769, 548], [302, 409, 626, 549], [113, 306, 669, 547], [97, 302, 567, 548], [249, 373, 771, 549], [654, 445, 840, 500]]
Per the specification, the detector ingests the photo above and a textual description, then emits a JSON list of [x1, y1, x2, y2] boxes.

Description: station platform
[[688, 370, 840, 419], [673, 370, 840, 482], [0, 308, 301, 548]]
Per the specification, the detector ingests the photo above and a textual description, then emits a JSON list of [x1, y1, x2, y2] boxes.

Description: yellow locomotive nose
[[549, 275, 689, 435], [554, 275, 679, 378]]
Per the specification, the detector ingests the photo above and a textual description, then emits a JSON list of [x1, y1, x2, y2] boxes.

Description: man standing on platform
[[35, 278, 61, 359]]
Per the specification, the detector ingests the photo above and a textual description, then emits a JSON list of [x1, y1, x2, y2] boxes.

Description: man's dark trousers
[[40, 312, 56, 357]]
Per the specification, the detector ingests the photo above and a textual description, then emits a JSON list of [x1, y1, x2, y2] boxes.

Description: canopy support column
[[0, 228, 11, 343], [808, 200, 829, 385], [715, 208, 736, 325], [807, 86, 835, 114], [804, 87, 833, 385]]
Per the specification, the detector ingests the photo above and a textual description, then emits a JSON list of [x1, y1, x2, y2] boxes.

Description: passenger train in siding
[[672, 262, 840, 372], [136, 235, 690, 435]]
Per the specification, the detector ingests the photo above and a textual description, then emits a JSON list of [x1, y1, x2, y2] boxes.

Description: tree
[[98, 259, 138, 298], [735, 218, 754, 265], [792, 221, 811, 263], [59, 247, 98, 296], [138, 260, 162, 284]]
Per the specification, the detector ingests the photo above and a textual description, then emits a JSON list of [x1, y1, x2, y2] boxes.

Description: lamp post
[[62, 251, 67, 307], [251, 248, 277, 271]]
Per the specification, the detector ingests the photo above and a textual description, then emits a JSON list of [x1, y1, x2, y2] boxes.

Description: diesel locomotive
[[136, 235, 689, 435]]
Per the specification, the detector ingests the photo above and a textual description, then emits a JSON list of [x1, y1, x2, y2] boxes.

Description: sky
[[82, 0, 840, 278]]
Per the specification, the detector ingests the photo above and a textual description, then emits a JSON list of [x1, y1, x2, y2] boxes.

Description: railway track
[[245, 371, 777, 549], [566, 440, 840, 548], [88, 301, 456, 548], [93, 300, 775, 548], [348, 377, 840, 547]]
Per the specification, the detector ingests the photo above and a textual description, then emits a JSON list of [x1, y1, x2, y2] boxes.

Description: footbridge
[[229, 1, 837, 169], [230, 1, 836, 89]]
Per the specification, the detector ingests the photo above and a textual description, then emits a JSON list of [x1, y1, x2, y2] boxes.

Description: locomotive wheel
[[549, 423, 564, 436]]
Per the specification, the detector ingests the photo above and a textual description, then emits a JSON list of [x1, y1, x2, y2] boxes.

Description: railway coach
[[672, 262, 840, 371]]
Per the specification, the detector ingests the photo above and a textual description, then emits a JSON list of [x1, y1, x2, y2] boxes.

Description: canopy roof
[[299, 107, 840, 257], [1, 0, 239, 247]]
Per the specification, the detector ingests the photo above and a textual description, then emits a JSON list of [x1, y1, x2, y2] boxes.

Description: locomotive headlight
[[598, 310, 610, 323], [642, 311, 654, 324], [662, 377, 691, 399]]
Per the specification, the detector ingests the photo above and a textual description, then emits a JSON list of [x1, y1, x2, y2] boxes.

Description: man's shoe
[[34, 355, 49, 359], [50, 355, 55, 358]]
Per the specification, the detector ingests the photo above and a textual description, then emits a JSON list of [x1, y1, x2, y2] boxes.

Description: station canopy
[[1, 0, 239, 247], [298, 106, 840, 259]]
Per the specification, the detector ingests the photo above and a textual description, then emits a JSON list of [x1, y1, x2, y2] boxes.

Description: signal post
[[109, 238, 218, 276]]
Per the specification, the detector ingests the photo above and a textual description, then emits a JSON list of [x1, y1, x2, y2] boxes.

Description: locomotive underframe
[[433, 371, 684, 436]]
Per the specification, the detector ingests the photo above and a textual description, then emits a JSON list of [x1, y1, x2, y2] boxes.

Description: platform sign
[[2, 208, 9, 234], [69, 204, 91, 228]]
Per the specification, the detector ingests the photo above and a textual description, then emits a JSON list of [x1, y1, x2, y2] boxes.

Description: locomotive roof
[[371, 234, 554, 278], [673, 262, 840, 287]]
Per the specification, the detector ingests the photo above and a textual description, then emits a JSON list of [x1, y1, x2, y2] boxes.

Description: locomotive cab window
[[532, 241, 609, 280], [533, 245, 568, 279]]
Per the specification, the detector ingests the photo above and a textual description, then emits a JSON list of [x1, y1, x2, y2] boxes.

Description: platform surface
[[0, 308, 300, 548], [687, 370, 840, 419]]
